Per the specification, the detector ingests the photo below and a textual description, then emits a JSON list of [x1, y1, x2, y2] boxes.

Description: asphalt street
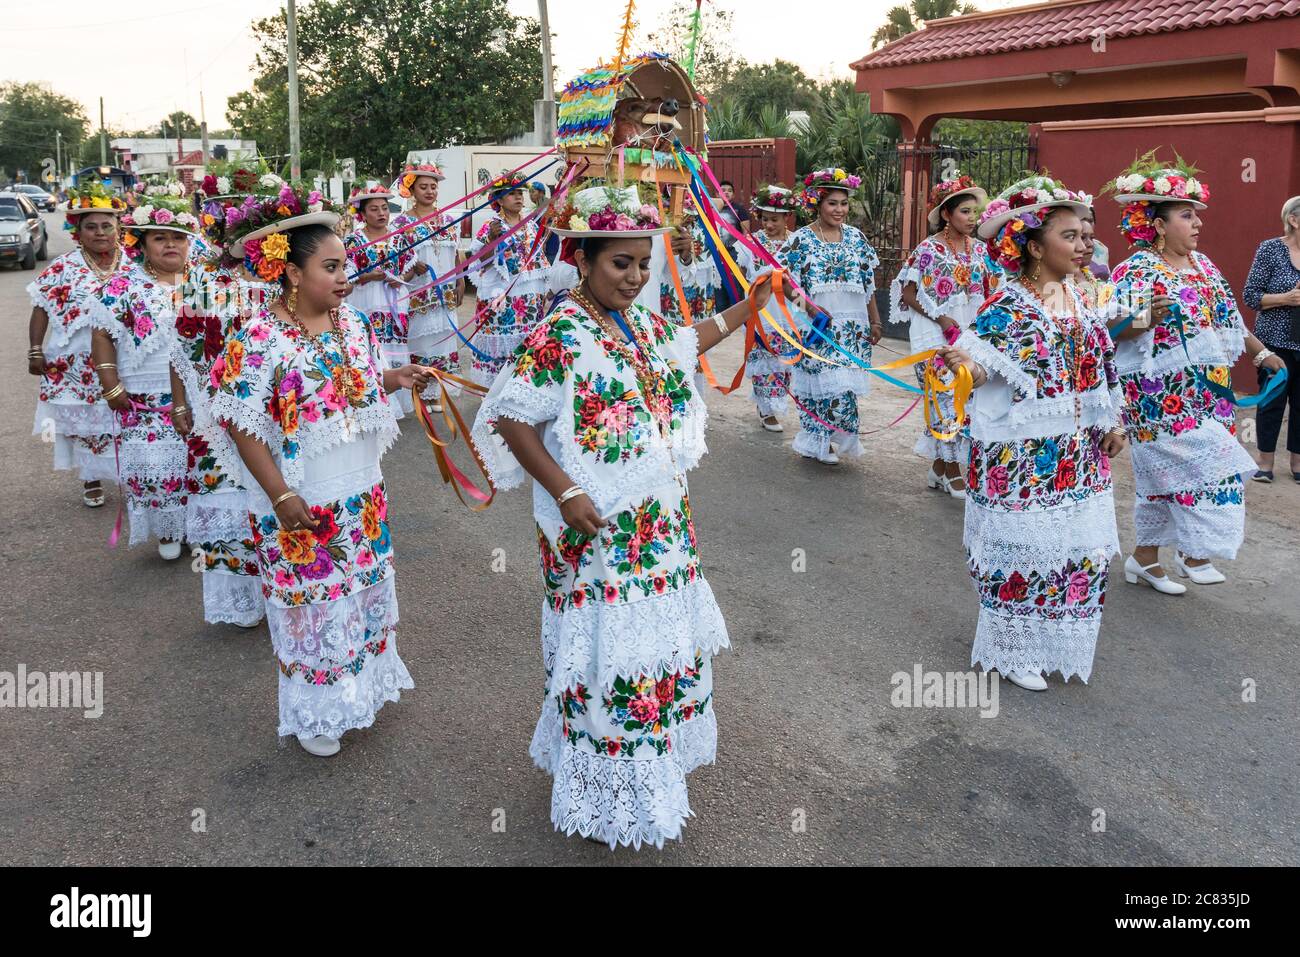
[[1, 214, 1296, 865]]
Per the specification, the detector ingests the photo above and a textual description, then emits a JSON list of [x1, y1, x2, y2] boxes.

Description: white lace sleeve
[[207, 338, 280, 449], [86, 293, 125, 341], [470, 363, 564, 492]]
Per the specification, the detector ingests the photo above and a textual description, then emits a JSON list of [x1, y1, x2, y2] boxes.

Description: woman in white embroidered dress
[[89, 196, 200, 559], [210, 213, 433, 757], [391, 163, 465, 411], [344, 184, 422, 416], [779, 168, 883, 465], [472, 185, 771, 848], [1105, 157, 1283, 591], [940, 178, 1127, 691], [891, 174, 998, 496], [466, 175, 551, 385], [736, 184, 798, 433], [27, 184, 125, 507]]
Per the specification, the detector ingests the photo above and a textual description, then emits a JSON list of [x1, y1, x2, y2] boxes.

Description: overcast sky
[[5, 0, 1020, 131]]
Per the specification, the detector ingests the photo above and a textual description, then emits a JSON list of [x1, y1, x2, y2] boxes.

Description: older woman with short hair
[[1242, 195, 1300, 483]]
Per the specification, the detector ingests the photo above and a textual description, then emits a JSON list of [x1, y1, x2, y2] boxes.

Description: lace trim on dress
[[964, 490, 1120, 577], [186, 495, 253, 543], [1127, 420, 1258, 497], [530, 706, 718, 850], [971, 610, 1101, 684], [540, 577, 731, 702], [1116, 323, 1240, 378], [203, 573, 265, 627], [32, 400, 116, 438]]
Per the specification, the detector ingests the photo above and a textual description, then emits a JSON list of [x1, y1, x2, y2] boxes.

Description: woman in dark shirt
[[1242, 196, 1300, 482]]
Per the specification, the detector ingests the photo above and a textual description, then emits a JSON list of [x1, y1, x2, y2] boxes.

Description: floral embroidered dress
[[657, 221, 721, 328], [28, 248, 119, 481], [958, 280, 1123, 682], [737, 230, 796, 417], [472, 300, 727, 850], [391, 211, 460, 387], [1109, 250, 1257, 559], [778, 224, 879, 458], [88, 263, 190, 545], [209, 303, 412, 738], [890, 234, 1000, 464], [344, 226, 414, 415], [171, 268, 272, 627], [466, 214, 550, 385]]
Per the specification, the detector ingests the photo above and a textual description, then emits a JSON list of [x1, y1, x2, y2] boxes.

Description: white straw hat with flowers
[[395, 162, 446, 198], [752, 184, 799, 215], [926, 173, 988, 229], [65, 182, 128, 220], [122, 195, 201, 237], [1108, 150, 1209, 209], [549, 184, 673, 239], [218, 183, 339, 281], [975, 175, 1092, 242]]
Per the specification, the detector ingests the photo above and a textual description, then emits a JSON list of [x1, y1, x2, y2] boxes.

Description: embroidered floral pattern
[[251, 480, 393, 606]]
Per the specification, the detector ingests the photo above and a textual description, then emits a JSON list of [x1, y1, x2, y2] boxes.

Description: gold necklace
[[85, 247, 120, 281], [282, 303, 365, 410], [813, 220, 842, 244], [570, 285, 676, 447], [1019, 278, 1087, 431]]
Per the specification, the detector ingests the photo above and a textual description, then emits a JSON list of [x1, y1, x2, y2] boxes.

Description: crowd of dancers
[[25, 148, 1288, 849]]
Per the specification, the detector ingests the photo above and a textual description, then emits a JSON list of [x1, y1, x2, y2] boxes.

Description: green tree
[[643, 0, 741, 97], [871, 0, 979, 49], [227, 0, 544, 179], [716, 60, 820, 121], [0, 82, 89, 184]]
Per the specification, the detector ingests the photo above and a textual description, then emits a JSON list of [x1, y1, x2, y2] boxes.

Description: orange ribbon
[[410, 370, 495, 511]]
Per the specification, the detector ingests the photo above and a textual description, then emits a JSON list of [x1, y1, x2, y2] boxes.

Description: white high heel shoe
[[297, 734, 341, 757], [761, 415, 784, 433], [157, 540, 183, 561], [1123, 555, 1187, 595], [1002, 669, 1048, 691], [1174, 552, 1226, 585], [925, 468, 967, 499]]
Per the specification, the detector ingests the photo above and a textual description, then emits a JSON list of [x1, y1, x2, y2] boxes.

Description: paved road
[[2, 214, 1296, 865]]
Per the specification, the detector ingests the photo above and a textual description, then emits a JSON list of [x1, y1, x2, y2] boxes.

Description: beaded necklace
[[1153, 251, 1216, 328], [280, 304, 368, 419], [1019, 276, 1088, 432], [569, 285, 680, 473]]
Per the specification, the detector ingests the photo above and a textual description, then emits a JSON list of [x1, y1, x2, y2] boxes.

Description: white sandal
[[82, 484, 105, 508], [296, 734, 341, 757]]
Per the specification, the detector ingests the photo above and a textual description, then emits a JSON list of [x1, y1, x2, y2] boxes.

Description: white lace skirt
[[527, 476, 729, 849], [246, 435, 413, 739]]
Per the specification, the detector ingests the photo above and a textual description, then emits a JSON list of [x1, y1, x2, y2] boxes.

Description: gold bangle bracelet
[[95, 362, 117, 370], [102, 384, 125, 401], [271, 490, 299, 510]]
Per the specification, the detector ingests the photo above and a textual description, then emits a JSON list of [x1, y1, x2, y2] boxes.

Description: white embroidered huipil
[[170, 268, 272, 627], [1108, 249, 1256, 559], [88, 263, 189, 545], [472, 300, 727, 850], [890, 235, 1000, 464], [28, 247, 120, 481], [391, 211, 461, 384], [466, 215, 550, 386], [959, 280, 1123, 682], [736, 230, 795, 417], [209, 303, 413, 739]]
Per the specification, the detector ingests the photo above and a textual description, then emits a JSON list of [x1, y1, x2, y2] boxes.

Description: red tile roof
[[172, 150, 204, 166], [852, 0, 1300, 70]]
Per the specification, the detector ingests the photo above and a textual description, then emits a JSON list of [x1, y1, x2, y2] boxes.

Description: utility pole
[[99, 97, 107, 165], [536, 0, 555, 145], [200, 89, 210, 167], [55, 130, 62, 185], [286, 0, 302, 182]]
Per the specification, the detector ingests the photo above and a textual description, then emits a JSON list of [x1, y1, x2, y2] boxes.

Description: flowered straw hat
[[120, 195, 200, 260], [219, 183, 338, 281], [927, 173, 988, 229], [348, 184, 396, 220], [1105, 151, 1209, 248], [550, 183, 672, 265], [198, 160, 285, 201], [142, 180, 186, 200], [65, 182, 127, 220], [486, 173, 527, 209], [798, 168, 862, 208], [976, 175, 1092, 272], [396, 162, 446, 198], [752, 184, 799, 215]]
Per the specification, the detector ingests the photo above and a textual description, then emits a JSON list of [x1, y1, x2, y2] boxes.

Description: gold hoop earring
[[1026, 257, 1041, 282], [286, 283, 299, 314]]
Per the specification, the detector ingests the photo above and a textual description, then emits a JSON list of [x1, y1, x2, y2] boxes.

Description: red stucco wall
[[1037, 117, 1300, 384]]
